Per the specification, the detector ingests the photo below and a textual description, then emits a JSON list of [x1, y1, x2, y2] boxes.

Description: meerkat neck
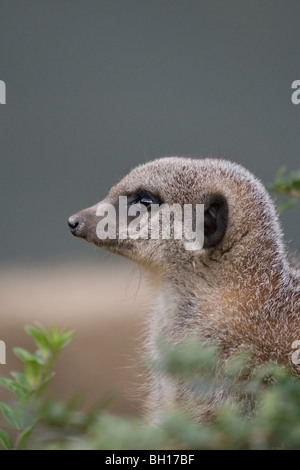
[[147, 236, 290, 347]]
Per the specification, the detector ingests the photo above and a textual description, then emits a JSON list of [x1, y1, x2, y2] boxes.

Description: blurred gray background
[[0, 0, 299, 263]]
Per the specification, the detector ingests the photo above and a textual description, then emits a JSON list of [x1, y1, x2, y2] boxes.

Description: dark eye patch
[[203, 194, 228, 249]]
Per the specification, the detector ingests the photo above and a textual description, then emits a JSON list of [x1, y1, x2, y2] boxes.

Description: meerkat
[[68, 157, 300, 421]]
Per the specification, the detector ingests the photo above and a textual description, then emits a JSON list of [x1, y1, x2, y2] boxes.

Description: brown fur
[[69, 157, 300, 421]]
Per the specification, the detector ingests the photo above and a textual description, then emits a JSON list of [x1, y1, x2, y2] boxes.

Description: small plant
[[270, 167, 300, 212], [73, 342, 300, 450], [0, 324, 74, 450], [2, 325, 300, 449]]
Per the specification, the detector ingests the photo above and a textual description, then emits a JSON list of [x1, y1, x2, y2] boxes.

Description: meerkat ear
[[203, 194, 228, 249]]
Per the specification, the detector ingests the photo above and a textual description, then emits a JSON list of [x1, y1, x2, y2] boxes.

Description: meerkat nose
[[68, 215, 84, 236]]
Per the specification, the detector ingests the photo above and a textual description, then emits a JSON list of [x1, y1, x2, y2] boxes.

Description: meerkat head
[[68, 157, 285, 277]]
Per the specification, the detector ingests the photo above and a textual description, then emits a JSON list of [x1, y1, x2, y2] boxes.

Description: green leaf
[[0, 377, 26, 399], [46, 325, 75, 351], [0, 402, 22, 430], [292, 180, 300, 191], [269, 166, 300, 214], [24, 325, 50, 359], [55, 330, 75, 350], [33, 349, 46, 365], [10, 371, 31, 390], [0, 429, 13, 450], [17, 422, 37, 450], [13, 347, 36, 363], [47, 324, 59, 348], [25, 323, 50, 344], [24, 361, 42, 388]]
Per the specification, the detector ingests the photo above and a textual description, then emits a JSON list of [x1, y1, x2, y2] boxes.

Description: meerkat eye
[[128, 191, 162, 209]]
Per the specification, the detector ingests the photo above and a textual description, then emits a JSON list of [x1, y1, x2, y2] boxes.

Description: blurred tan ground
[[0, 263, 151, 415]]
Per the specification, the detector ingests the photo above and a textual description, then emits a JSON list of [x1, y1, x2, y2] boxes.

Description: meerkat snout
[[69, 156, 300, 421], [68, 214, 84, 235]]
